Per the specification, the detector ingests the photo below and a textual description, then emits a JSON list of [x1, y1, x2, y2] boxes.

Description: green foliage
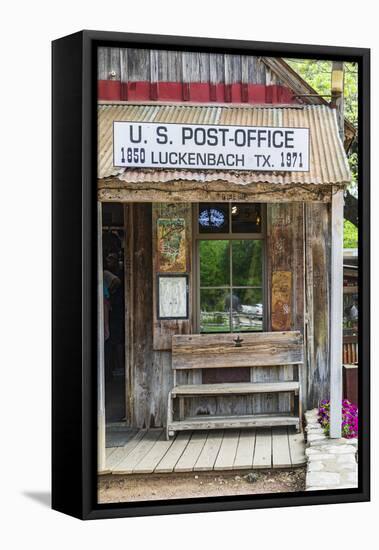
[[232, 240, 262, 286], [344, 219, 358, 249], [286, 59, 358, 195], [285, 59, 358, 127], [199, 240, 229, 287]]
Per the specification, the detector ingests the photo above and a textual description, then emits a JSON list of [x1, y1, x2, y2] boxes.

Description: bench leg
[[297, 397, 303, 433], [179, 397, 185, 421], [290, 392, 295, 416], [166, 391, 173, 440], [297, 365, 303, 433]]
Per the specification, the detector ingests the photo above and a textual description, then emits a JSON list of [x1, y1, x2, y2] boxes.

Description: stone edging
[[304, 409, 358, 490]]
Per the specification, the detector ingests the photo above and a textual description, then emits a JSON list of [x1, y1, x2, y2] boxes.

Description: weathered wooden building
[[97, 48, 351, 453]]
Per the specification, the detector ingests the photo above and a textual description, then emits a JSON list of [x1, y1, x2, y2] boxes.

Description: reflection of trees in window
[[197, 203, 265, 333], [199, 241, 263, 333], [199, 240, 229, 287], [232, 240, 262, 286]]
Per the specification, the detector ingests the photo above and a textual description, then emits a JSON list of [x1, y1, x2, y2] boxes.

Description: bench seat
[[171, 381, 300, 396], [167, 331, 304, 439]]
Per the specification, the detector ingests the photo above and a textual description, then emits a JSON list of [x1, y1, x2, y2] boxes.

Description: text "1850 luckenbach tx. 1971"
[[113, 121, 310, 172]]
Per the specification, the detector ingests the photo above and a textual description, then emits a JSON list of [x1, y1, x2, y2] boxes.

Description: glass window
[[199, 203, 262, 234], [200, 289, 231, 332], [198, 203, 229, 233], [231, 203, 262, 233], [232, 288, 263, 332], [199, 240, 230, 286], [197, 204, 265, 333], [232, 240, 262, 287]]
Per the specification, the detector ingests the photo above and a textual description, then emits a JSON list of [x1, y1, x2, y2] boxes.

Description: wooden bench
[[166, 331, 304, 439]]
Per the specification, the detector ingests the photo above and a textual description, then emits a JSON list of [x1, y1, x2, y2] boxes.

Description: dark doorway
[[102, 203, 126, 422]]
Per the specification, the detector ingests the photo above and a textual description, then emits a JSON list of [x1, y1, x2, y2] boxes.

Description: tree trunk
[[344, 190, 358, 227]]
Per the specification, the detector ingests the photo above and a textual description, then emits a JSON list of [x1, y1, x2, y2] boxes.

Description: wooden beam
[[98, 180, 335, 204], [97, 202, 106, 472], [330, 189, 344, 438], [172, 331, 304, 370], [331, 61, 345, 142]]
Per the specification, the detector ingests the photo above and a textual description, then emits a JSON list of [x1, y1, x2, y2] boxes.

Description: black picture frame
[[52, 30, 370, 520]]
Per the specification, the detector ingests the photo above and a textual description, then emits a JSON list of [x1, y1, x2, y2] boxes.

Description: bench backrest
[[172, 331, 304, 371]]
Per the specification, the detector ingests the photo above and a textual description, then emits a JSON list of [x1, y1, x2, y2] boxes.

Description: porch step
[[172, 381, 299, 396], [168, 414, 299, 433]]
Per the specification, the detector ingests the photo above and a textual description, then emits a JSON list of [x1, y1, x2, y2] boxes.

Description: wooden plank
[[106, 430, 137, 448], [253, 428, 272, 468], [169, 416, 299, 431], [152, 203, 193, 351], [112, 429, 163, 474], [98, 180, 333, 205], [132, 431, 175, 474], [267, 203, 305, 415], [106, 447, 117, 459], [174, 432, 207, 472], [130, 203, 154, 428], [272, 427, 291, 468], [97, 202, 106, 473], [305, 203, 330, 408], [214, 430, 240, 470], [173, 331, 302, 350], [233, 429, 256, 469], [172, 331, 304, 370], [172, 382, 299, 396], [330, 189, 344, 438], [127, 205, 183, 428], [194, 431, 224, 471], [106, 430, 147, 472], [97, 47, 108, 80], [126, 48, 149, 81], [288, 430, 306, 466], [155, 432, 191, 473]]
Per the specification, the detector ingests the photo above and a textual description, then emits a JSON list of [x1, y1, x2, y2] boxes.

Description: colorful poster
[[157, 218, 186, 272]]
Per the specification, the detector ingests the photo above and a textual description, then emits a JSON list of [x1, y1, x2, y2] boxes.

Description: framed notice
[[52, 30, 370, 520], [157, 274, 189, 319]]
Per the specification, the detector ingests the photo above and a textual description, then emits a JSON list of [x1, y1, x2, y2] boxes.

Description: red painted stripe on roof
[[97, 80, 297, 104]]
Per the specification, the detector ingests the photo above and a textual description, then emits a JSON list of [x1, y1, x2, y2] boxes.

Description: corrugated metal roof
[[98, 103, 350, 186]]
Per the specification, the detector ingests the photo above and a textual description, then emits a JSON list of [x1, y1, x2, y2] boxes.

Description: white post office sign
[[113, 121, 310, 172]]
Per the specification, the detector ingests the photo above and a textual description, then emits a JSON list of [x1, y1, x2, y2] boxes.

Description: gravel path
[[98, 467, 305, 503]]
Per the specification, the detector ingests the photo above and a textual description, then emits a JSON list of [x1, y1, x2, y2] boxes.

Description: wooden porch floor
[[103, 427, 306, 475]]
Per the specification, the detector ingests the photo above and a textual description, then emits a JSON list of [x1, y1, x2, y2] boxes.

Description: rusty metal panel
[[98, 103, 351, 187], [271, 271, 292, 331]]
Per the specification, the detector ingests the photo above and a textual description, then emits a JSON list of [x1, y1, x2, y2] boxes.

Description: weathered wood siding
[[263, 204, 306, 414], [152, 203, 193, 351], [126, 203, 173, 428], [98, 47, 280, 85], [97, 48, 298, 104], [124, 202, 334, 428], [173, 332, 304, 369]]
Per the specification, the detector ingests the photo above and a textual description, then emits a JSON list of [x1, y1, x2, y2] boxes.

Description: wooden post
[[97, 202, 106, 471], [330, 189, 344, 438], [331, 61, 345, 142]]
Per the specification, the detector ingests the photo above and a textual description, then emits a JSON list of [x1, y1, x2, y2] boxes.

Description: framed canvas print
[[52, 31, 370, 520]]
